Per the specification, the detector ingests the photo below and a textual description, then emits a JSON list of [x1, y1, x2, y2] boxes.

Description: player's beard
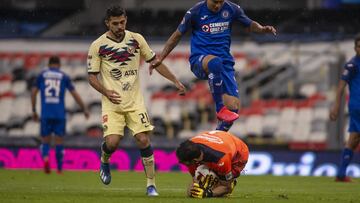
[[111, 29, 125, 41]]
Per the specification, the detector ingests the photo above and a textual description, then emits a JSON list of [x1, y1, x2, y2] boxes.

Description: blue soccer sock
[[40, 143, 50, 159], [337, 148, 353, 178], [216, 109, 238, 131], [55, 145, 64, 172], [207, 57, 224, 112]]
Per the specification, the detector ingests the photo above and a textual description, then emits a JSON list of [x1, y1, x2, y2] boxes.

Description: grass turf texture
[[0, 170, 358, 203]]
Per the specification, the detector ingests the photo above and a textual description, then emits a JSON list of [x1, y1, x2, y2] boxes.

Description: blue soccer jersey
[[177, 0, 252, 66], [35, 68, 74, 119], [341, 56, 360, 110]]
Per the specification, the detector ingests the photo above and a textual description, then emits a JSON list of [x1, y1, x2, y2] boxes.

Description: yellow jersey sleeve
[[87, 41, 101, 73], [134, 33, 156, 62]]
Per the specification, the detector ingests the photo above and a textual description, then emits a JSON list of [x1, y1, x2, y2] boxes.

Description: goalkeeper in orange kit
[[176, 130, 249, 198]]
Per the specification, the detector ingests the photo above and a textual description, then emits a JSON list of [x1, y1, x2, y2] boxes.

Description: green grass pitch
[[0, 170, 359, 203]]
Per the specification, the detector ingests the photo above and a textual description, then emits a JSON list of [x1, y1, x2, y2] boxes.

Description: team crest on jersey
[[102, 115, 108, 123], [221, 10, 229, 19], [202, 24, 210, 32], [98, 39, 140, 66], [127, 45, 136, 54]]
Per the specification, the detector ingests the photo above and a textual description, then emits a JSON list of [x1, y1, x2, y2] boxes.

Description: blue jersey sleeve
[[232, 4, 252, 27], [65, 75, 75, 91], [341, 63, 357, 82], [177, 10, 194, 34]]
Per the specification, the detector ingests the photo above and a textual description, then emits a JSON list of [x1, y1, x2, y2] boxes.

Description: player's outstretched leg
[[99, 141, 112, 185], [206, 57, 239, 123]]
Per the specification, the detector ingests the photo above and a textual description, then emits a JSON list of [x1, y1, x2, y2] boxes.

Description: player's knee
[[207, 57, 223, 74], [135, 134, 150, 147], [104, 142, 117, 153]]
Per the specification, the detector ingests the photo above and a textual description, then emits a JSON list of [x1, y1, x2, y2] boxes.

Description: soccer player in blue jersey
[[330, 34, 360, 182], [31, 56, 89, 174], [150, 0, 276, 131]]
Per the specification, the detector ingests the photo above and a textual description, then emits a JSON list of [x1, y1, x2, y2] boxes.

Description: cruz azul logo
[[201, 21, 229, 34]]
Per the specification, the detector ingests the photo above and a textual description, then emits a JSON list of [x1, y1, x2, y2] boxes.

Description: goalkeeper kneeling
[[176, 130, 249, 198]]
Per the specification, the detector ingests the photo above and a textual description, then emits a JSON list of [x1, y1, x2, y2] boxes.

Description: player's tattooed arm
[[88, 73, 121, 104], [150, 30, 183, 68], [248, 21, 277, 35]]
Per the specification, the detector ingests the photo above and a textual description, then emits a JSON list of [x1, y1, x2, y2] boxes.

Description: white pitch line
[[102, 187, 185, 192]]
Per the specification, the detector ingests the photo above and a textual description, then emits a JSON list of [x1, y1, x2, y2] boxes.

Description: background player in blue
[[150, 0, 276, 131], [31, 56, 89, 174], [330, 34, 360, 182]]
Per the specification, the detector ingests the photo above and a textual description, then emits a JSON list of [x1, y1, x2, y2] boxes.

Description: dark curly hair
[[105, 5, 126, 20], [176, 140, 201, 164]]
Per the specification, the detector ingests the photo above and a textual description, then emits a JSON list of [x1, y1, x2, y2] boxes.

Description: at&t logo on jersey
[[110, 68, 138, 80], [201, 21, 229, 34]]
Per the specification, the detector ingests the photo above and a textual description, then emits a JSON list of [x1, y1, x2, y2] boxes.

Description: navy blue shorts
[[190, 55, 239, 97], [349, 109, 360, 133], [40, 118, 66, 137]]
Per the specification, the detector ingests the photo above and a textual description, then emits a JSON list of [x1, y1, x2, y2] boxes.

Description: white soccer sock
[[142, 155, 156, 187]]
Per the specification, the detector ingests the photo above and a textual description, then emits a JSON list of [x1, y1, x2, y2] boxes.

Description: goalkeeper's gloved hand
[[199, 174, 216, 189], [190, 183, 213, 198]]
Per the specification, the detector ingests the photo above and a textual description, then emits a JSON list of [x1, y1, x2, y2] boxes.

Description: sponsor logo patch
[[102, 115, 108, 123]]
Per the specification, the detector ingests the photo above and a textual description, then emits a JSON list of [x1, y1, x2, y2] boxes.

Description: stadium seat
[[299, 83, 317, 98], [167, 102, 182, 123], [8, 128, 24, 137], [0, 80, 11, 94], [245, 115, 263, 136], [313, 107, 329, 121], [23, 120, 39, 137], [308, 131, 327, 142], [11, 96, 31, 118], [229, 118, 247, 139], [68, 113, 88, 135], [292, 122, 311, 142], [276, 121, 294, 140], [149, 98, 168, 120], [11, 81, 27, 95], [177, 129, 194, 139], [296, 108, 313, 123], [262, 113, 279, 136]]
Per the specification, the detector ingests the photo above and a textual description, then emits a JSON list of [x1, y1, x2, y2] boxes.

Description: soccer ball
[[194, 164, 219, 189]]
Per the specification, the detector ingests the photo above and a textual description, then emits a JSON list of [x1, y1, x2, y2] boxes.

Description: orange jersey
[[189, 130, 249, 180]]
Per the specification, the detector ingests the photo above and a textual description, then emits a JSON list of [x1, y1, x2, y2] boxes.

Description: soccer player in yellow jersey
[[87, 6, 186, 196]]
